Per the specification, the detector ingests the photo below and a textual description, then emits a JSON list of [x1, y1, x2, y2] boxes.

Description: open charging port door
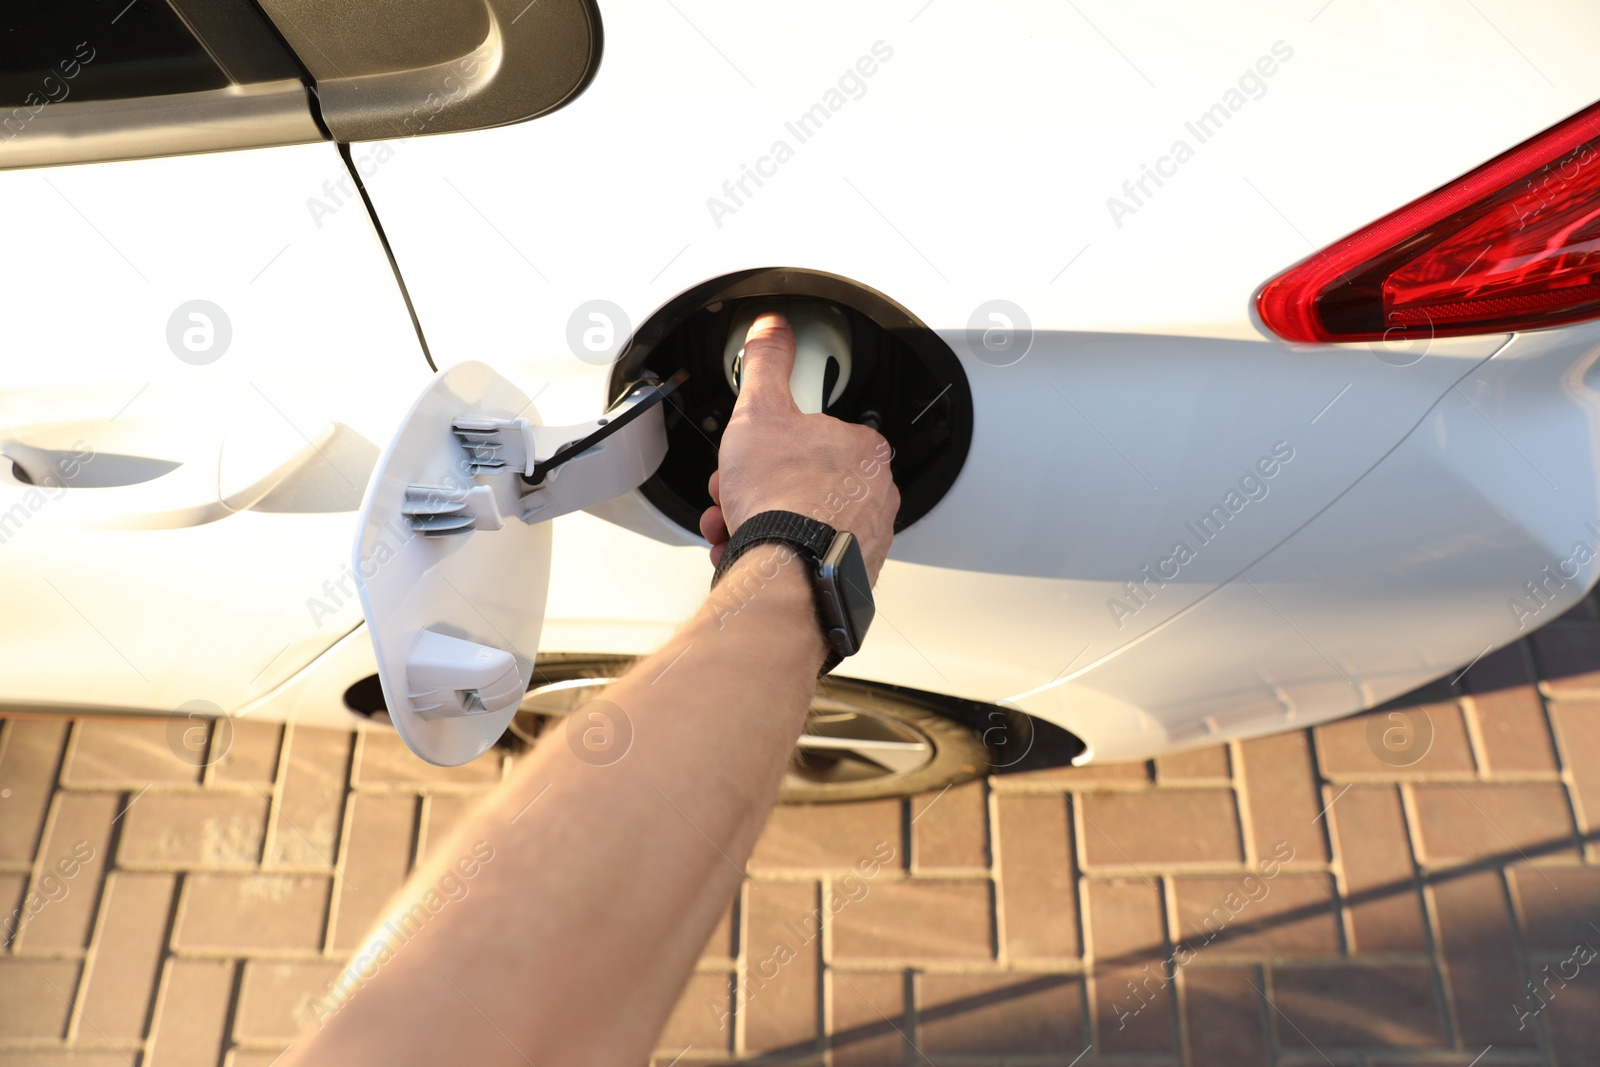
[[351, 361, 683, 766]]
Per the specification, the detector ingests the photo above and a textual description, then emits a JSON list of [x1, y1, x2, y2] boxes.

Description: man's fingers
[[732, 312, 798, 417], [699, 504, 728, 547], [707, 469, 721, 505]]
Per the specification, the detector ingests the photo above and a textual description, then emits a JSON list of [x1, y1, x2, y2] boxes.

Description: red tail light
[[1257, 101, 1600, 344]]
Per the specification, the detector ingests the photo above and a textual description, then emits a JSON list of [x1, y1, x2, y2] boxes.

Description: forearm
[[287, 546, 825, 1066]]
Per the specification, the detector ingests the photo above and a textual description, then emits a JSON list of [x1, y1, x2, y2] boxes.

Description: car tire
[[508, 654, 991, 803]]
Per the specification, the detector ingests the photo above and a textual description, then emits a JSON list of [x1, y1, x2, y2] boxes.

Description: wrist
[[707, 544, 829, 670]]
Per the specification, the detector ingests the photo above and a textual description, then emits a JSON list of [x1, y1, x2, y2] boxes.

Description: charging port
[[608, 267, 973, 535]]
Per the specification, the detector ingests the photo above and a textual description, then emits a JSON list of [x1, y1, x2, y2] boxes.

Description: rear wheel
[[508, 655, 991, 803]]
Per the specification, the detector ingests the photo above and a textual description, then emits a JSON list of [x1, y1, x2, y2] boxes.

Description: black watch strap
[[712, 510, 836, 584], [712, 510, 846, 675]]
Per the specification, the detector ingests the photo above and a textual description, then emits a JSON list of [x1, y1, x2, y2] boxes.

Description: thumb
[[733, 312, 798, 416]]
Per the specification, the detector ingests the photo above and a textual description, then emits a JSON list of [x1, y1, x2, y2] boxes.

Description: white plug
[[723, 300, 852, 414]]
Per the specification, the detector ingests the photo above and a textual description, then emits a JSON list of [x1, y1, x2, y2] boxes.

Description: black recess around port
[[608, 268, 974, 537]]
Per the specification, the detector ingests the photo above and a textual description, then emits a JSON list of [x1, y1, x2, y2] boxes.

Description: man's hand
[[698, 312, 900, 582]]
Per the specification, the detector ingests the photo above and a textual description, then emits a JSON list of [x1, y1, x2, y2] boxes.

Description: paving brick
[[0, 958, 78, 1039], [1003, 758, 1150, 790], [1431, 869, 1536, 1047], [1511, 866, 1600, 948], [1156, 744, 1230, 782], [41, 666, 1600, 1067], [63, 718, 201, 786], [418, 792, 487, 861], [1087, 877, 1166, 963], [9, 874, 73, 958], [225, 1052, 293, 1067], [0, 719, 67, 864], [1546, 967, 1600, 1067], [234, 959, 346, 1041], [831, 880, 992, 961], [1108, 972, 1175, 1054], [1470, 686, 1559, 774], [657, 970, 733, 1055], [1271, 963, 1444, 1048], [1412, 783, 1575, 864], [1172, 874, 1339, 957], [1533, 623, 1600, 695], [0, 871, 25, 947], [173, 873, 329, 953], [0, 1056, 140, 1067], [1088, 878, 1174, 1052], [1239, 731, 1329, 864], [1182, 966, 1268, 1067], [1314, 701, 1475, 777], [702, 895, 736, 962], [79, 872, 175, 1040], [1327, 786, 1427, 953], [148, 958, 235, 1067], [268, 725, 351, 867], [354, 728, 500, 786], [119, 792, 268, 868], [305, 962, 358, 1028], [210, 719, 283, 785], [911, 779, 987, 871], [13, 792, 116, 952], [329, 793, 415, 952], [917, 973, 1082, 1054], [748, 799, 901, 871], [1081, 790, 1243, 866], [741, 879, 819, 1054], [995, 794, 1078, 959], [1513, 965, 1580, 1041], [829, 970, 906, 1067], [1549, 701, 1600, 838]]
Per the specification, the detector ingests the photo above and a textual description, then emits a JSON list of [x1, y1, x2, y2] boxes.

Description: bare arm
[[284, 313, 898, 1066]]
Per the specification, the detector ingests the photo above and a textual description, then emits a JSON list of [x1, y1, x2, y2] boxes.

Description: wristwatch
[[711, 510, 876, 675]]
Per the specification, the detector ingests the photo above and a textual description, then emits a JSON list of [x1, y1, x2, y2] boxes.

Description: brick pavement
[[3, 608, 1600, 1065]]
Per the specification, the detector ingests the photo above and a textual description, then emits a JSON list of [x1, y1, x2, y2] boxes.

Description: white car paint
[[3, 0, 1599, 764], [352, 0, 1600, 758], [0, 143, 429, 715]]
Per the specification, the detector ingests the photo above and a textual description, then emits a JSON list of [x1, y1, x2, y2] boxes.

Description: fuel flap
[[352, 361, 681, 766]]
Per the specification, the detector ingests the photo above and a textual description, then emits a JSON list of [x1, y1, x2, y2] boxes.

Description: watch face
[[823, 532, 875, 646]]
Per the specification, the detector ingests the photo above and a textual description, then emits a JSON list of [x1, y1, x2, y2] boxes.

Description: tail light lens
[[1257, 101, 1600, 343]]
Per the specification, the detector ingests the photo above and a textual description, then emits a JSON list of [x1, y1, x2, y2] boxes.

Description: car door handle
[[0, 419, 337, 531]]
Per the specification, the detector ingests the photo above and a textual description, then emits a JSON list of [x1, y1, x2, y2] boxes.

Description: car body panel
[[0, 143, 429, 714], [331, 0, 1600, 756], [1048, 322, 1600, 758], [357, 0, 1600, 348]]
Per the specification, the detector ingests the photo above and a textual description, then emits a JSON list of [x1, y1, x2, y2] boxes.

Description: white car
[[4, 0, 1599, 800]]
